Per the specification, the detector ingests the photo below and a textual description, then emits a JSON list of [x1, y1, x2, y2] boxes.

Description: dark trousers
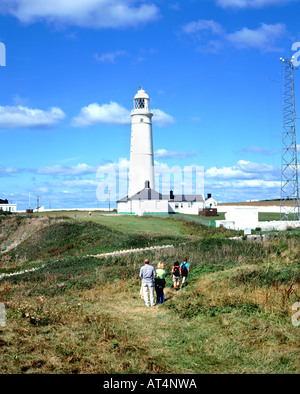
[[155, 285, 165, 303]]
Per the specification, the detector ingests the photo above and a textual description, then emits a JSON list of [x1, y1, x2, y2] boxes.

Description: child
[[172, 261, 181, 291], [180, 257, 190, 288]]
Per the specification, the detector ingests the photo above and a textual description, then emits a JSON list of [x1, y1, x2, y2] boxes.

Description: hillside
[[0, 213, 299, 374], [0, 214, 236, 273]]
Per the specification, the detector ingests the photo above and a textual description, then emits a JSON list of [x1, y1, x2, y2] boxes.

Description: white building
[[0, 200, 17, 213], [205, 193, 217, 208], [118, 183, 205, 216]]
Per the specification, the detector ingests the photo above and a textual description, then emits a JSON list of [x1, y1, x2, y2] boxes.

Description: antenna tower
[[279, 56, 300, 220]]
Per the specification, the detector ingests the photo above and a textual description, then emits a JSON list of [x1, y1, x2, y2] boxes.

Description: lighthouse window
[[135, 98, 145, 109], [140, 118, 144, 122]]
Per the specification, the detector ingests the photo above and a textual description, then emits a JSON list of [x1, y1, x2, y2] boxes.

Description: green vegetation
[[258, 212, 298, 222], [0, 213, 299, 374], [36, 210, 228, 234], [0, 214, 237, 273], [2, 220, 184, 268], [0, 210, 13, 217]]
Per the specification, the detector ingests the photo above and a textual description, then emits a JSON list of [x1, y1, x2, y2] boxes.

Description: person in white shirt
[[139, 259, 156, 307]]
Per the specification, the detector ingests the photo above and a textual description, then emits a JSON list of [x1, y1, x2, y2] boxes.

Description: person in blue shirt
[[180, 257, 190, 288], [139, 259, 156, 307]]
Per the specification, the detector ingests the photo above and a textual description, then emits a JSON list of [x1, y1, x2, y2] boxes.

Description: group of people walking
[[139, 258, 190, 307]]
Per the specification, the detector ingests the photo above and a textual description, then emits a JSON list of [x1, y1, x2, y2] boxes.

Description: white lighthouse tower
[[128, 88, 155, 197]]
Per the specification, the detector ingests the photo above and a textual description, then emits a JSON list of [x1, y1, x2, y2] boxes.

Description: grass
[[258, 212, 299, 222], [0, 213, 299, 374], [36, 211, 191, 235], [1, 220, 183, 269], [0, 213, 237, 269]]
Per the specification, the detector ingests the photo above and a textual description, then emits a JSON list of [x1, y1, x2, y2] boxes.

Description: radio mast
[[279, 56, 300, 220]]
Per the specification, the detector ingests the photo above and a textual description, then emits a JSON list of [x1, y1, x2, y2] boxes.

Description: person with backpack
[[139, 258, 156, 307], [155, 262, 166, 303], [172, 261, 181, 291], [180, 257, 190, 288]]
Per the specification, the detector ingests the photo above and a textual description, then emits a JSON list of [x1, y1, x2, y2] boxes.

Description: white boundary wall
[[218, 205, 282, 213], [259, 221, 300, 231], [216, 207, 259, 231], [17, 207, 113, 213]]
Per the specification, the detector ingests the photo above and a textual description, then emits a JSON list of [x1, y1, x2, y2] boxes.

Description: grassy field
[[0, 212, 299, 374], [35, 209, 299, 225], [36, 211, 192, 235], [257, 212, 299, 222], [35, 210, 235, 235]]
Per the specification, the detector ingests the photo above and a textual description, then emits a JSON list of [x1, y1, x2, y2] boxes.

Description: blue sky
[[0, 0, 299, 210]]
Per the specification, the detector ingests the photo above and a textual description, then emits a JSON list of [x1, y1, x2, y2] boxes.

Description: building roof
[[167, 194, 204, 202], [117, 187, 162, 202], [117, 188, 204, 203], [134, 88, 149, 100]]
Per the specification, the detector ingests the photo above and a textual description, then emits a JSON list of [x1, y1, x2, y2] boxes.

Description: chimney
[[170, 190, 174, 200]]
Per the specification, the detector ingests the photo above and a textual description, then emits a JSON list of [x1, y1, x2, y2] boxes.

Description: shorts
[[172, 275, 180, 282]]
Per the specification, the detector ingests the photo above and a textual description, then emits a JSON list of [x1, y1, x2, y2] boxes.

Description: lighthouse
[[117, 87, 206, 215], [128, 88, 155, 197]]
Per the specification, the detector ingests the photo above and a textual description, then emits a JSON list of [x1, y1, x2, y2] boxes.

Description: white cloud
[[205, 160, 278, 180], [50, 180, 99, 188], [155, 149, 196, 159], [0, 166, 21, 176], [181, 19, 286, 53], [168, 2, 181, 11], [72, 102, 175, 127], [182, 19, 224, 35], [205, 160, 282, 201], [71, 101, 131, 127], [0, 105, 65, 129], [0, 0, 160, 29], [211, 179, 281, 189], [240, 146, 278, 155], [152, 109, 175, 127], [94, 50, 128, 63], [189, 116, 202, 123], [226, 23, 286, 51], [237, 160, 276, 174], [35, 187, 49, 194], [216, 0, 293, 9], [37, 163, 97, 176]]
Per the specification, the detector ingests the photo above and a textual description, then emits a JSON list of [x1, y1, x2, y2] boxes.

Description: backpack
[[181, 262, 188, 277], [173, 266, 180, 277]]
